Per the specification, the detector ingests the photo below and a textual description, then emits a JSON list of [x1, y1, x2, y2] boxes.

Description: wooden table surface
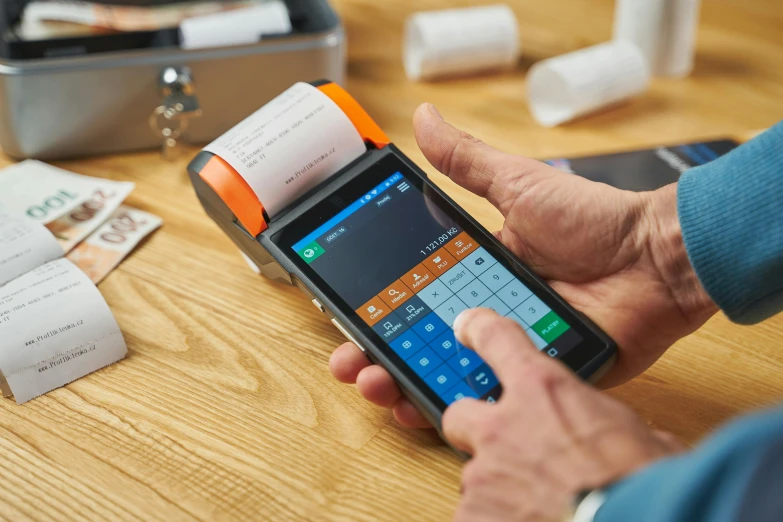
[[2, 0, 782, 520]]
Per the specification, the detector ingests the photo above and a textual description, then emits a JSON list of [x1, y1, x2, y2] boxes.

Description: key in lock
[[149, 66, 203, 160]]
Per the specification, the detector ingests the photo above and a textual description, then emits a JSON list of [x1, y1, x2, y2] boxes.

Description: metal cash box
[[0, 0, 344, 160]]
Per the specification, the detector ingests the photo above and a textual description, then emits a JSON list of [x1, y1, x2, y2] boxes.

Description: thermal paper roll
[[613, 0, 701, 77], [613, 0, 667, 68], [404, 5, 520, 81], [180, 1, 291, 50], [658, 0, 701, 77], [526, 41, 650, 127]]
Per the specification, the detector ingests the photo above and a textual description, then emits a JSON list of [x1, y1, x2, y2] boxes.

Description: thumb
[[413, 103, 550, 214]]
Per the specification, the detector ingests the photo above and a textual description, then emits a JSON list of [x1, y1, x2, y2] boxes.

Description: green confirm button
[[532, 311, 570, 344], [298, 241, 325, 263]]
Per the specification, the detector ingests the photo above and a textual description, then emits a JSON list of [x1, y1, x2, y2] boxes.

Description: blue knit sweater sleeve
[[677, 122, 783, 324], [596, 124, 783, 522], [596, 407, 783, 522]]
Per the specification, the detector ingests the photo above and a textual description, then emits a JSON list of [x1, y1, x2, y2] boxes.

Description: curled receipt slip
[[526, 41, 650, 127], [0, 210, 64, 287], [204, 82, 366, 217], [0, 259, 127, 404], [404, 5, 520, 81], [0, 160, 132, 224], [67, 206, 162, 284]]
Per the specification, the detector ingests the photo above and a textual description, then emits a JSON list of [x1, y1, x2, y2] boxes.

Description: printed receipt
[[0, 259, 127, 403], [0, 210, 63, 287], [204, 82, 367, 217]]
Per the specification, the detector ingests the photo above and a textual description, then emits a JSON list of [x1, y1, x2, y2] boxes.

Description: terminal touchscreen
[[272, 153, 616, 412]]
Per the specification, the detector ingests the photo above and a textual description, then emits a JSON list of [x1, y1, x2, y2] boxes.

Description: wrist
[[640, 183, 718, 325]]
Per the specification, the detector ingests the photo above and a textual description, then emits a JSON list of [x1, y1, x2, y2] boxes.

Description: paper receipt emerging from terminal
[[204, 82, 367, 218], [0, 259, 127, 404]]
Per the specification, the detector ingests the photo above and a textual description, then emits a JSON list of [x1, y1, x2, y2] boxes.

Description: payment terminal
[[187, 80, 616, 433]]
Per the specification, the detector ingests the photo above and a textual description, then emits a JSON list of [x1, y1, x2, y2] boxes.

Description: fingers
[[356, 365, 401, 408], [393, 398, 433, 428], [412, 103, 547, 214], [329, 343, 372, 383], [329, 343, 431, 428], [453, 308, 541, 386], [442, 398, 491, 453]]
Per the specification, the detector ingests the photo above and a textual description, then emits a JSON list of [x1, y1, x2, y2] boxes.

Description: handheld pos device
[[188, 80, 616, 435]]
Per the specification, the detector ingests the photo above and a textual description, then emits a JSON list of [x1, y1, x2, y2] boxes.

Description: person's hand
[[329, 103, 717, 428], [444, 309, 685, 522]]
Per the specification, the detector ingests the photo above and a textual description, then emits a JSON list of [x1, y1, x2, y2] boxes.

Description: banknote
[[46, 182, 135, 253], [67, 206, 162, 284], [0, 160, 134, 224], [23, 0, 269, 32], [8, 18, 117, 42]]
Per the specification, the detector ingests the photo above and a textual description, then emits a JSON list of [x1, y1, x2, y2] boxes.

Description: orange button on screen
[[424, 249, 457, 276], [401, 264, 436, 293], [444, 231, 477, 259], [379, 280, 414, 309], [356, 296, 391, 326]]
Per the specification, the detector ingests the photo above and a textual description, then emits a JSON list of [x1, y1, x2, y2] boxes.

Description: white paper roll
[[404, 5, 520, 81], [612, 0, 667, 68], [179, 1, 291, 50], [613, 0, 701, 78], [657, 0, 701, 77], [526, 41, 650, 127]]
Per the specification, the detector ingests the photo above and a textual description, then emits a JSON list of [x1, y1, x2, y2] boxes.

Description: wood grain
[[1, 0, 782, 520]]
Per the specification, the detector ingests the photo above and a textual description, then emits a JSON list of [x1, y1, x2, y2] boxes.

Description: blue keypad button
[[479, 294, 511, 316], [371, 313, 408, 343], [411, 312, 449, 343], [424, 363, 461, 396], [466, 364, 500, 396], [456, 278, 493, 308], [439, 263, 475, 293], [478, 262, 515, 292], [389, 329, 426, 360], [441, 381, 480, 405], [462, 247, 496, 277], [496, 279, 534, 309], [447, 347, 485, 377], [417, 279, 452, 310], [430, 329, 457, 358], [515, 295, 551, 326], [408, 346, 442, 378], [433, 295, 469, 326], [395, 295, 431, 326]]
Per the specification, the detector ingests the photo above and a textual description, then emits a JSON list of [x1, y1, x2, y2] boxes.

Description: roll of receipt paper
[[613, 0, 701, 77], [404, 4, 520, 81], [526, 41, 650, 128], [612, 0, 666, 69], [180, 0, 292, 50], [657, 0, 701, 77]]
